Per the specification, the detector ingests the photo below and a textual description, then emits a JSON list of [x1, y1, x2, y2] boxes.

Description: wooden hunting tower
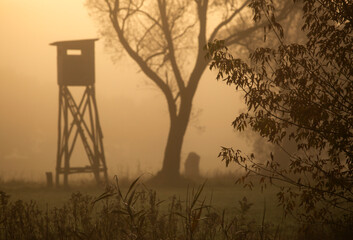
[[50, 38, 108, 187]]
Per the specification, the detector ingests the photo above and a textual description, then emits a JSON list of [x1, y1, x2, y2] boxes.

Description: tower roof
[[50, 38, 99, 46]]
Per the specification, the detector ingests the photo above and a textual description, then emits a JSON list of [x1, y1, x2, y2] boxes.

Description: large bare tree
[[86, 0, 296, 183]]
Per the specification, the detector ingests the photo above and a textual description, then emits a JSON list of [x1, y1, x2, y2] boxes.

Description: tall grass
[[0, 177, 283, 240], [1, 177, 350, 240]]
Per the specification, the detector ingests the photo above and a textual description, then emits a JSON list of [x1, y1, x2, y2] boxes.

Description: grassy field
[[1, 176, 281, 213], [1, 175, 340, 239], [0, 177, 298, 228]]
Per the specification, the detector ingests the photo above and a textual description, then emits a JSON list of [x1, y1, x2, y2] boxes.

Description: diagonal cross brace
[[63, 87, 99, 171]]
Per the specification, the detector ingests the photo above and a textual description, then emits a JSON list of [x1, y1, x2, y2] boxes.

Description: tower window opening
[[66, 49, 82, 55]]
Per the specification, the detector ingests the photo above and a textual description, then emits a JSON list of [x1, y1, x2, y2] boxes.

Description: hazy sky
[[0, 0, 252, 181]]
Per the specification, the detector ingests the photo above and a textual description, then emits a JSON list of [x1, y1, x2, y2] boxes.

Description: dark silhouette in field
[[86, 0, 297, 185], [51, 39, 108, 187], [45, 172, 53, 188], [184, 152, 201, 180]]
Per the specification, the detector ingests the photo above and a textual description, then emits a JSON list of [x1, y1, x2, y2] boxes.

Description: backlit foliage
[[208, 0, 353, 224]]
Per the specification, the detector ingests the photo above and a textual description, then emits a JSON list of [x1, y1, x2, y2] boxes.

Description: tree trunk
[[154, 95, 192, 184]]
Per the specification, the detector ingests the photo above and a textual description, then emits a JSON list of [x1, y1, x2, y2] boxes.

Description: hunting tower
[[50, 39, 108, 187]]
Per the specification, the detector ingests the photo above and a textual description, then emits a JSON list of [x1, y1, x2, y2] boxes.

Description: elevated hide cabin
[[50, 39, 108, 187]]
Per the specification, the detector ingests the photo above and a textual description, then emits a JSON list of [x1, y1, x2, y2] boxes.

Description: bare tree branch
[[107, 0, 177, 119], [209, 0, 251, 42], [158, 0, 186, 92], [225, 0, 294, 46]]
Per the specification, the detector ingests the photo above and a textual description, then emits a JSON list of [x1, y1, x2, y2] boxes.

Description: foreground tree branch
[[208, 0, 353, 223]]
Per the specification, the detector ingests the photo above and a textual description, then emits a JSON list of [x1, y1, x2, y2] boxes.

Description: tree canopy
[[86, 0, 297, 183], [208, 0, 353, 223]]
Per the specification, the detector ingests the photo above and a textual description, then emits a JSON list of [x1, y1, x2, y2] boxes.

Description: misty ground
[[3, 174, 349, 239], [0, 174, 298, 233]]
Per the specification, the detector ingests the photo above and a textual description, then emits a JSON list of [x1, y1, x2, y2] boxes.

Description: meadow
[[0, 175, 341, 240]]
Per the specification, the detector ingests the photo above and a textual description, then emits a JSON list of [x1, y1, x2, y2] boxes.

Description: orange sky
[[0, 0, 252, 181]]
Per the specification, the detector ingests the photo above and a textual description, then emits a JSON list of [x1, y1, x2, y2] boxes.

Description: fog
[[0, 0, 252, 181]]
